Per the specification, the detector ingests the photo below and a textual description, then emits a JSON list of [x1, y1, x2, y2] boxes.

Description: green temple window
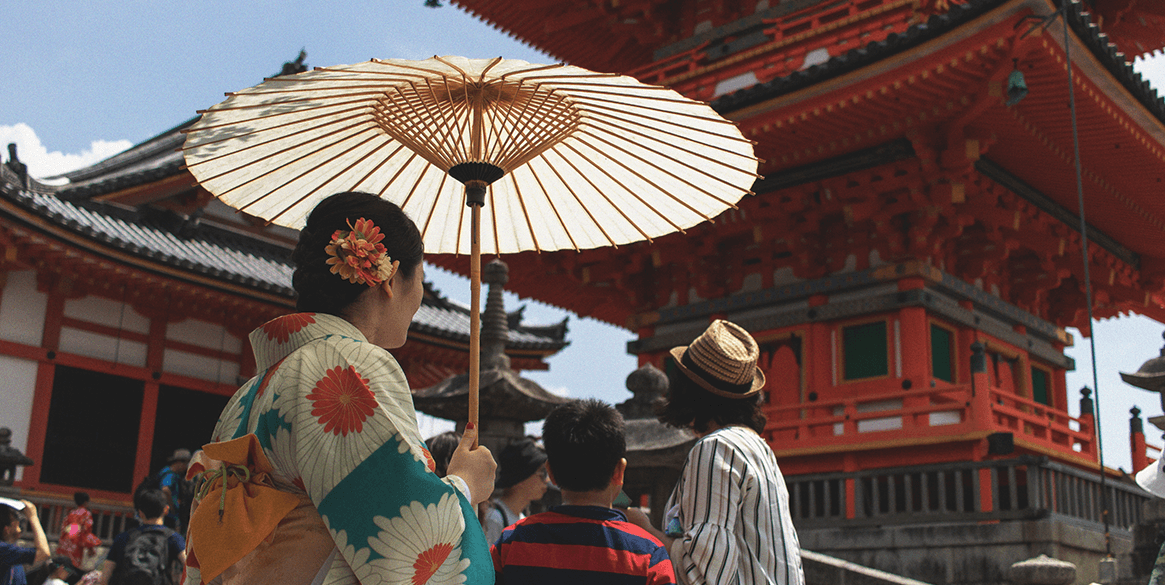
[[842, 320, 889, 381], [930, 322, 955, 383], [1030, 364, 1051, 406]]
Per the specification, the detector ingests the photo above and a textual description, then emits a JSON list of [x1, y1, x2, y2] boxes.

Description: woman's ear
[[380, 275, 395, 299]]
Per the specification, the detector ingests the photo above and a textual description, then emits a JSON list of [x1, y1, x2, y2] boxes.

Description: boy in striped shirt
[[491, 399, 676, 585]]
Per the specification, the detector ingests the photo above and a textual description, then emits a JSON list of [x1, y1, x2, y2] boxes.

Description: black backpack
[[111, 526, 177, 585]]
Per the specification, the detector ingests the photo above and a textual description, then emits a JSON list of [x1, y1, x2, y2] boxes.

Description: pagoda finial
[[481, 258, 511, 371]]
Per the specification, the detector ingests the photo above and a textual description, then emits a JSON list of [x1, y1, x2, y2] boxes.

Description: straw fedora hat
[[669, 320, 765, 399]]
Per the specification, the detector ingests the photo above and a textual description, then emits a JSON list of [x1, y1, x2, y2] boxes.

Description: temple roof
[[450, 0, 1165, 75], [711, 0, 1165, 126], [1, 181, 295, 294], [51, 117, 193, 199]]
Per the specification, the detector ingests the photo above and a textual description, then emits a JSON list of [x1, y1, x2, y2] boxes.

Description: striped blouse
[[665, 426, 804, 585]]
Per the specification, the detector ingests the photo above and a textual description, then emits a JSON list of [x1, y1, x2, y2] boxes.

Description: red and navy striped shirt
[[491, 505, 676, 585]]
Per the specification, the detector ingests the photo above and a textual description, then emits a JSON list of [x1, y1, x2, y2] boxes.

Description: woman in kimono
[[183, 192, 497, 585], [54, 492, 101, 568]]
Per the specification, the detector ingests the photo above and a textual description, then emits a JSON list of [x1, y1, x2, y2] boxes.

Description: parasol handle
[[467, 187, 484, 448]]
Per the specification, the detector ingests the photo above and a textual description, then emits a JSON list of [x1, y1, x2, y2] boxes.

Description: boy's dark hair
[[424, 431, 461, 478], [73, 492, 90, 507], [658, 361, 767, 434], [291, 192, 424, 315], [134, 489, 168, 519], [542, 399, 625, 492], [0, 504, 18, 528]]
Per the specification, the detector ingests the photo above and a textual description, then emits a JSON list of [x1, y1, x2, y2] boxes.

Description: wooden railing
[[764, 385, 974, 446], [989, 389, 1093, 456], [786, 456, 1149, 531], [24, 492, 135, 543], [762, 382, 1095, 462]]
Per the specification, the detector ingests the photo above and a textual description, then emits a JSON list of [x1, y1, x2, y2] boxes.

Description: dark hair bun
[[291, 192, 423, 315]]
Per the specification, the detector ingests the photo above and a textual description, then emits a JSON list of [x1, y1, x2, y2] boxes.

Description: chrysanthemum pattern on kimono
[[184, 312, 492, 585]]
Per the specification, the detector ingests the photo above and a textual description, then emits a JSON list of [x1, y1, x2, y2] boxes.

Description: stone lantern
[[413, 258, 569, 456], [0, 428, 33, 491], [1121, 331, 1165, 432], [617, 363, 696, 527]]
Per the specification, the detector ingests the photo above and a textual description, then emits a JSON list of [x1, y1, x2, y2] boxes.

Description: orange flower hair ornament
[[325, 218, 399, 287]]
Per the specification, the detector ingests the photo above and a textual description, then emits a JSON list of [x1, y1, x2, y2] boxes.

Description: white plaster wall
[[740, 272, 763, 292], [0, 270, 47, 346], [834, 399, 905, 435], [163, 348, 239, 384], [773, 267, 800, 287], [58, 327, 148, 367], [801, 47, 831, 70], [0, 355, 39, 481], [167, 319, 242, 353], [714, 71, 758, 97], [929, 411, 962, 426], [63, 295, 150, 333]]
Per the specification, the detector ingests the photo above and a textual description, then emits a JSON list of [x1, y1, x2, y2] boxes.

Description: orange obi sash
[[186, 434, 300, 584]]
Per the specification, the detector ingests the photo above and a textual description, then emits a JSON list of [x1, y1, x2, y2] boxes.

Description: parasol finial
[[449, 162, 505, 208]]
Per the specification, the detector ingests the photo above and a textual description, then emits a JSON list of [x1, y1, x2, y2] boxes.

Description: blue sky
[[4, 1, 1165, 470]]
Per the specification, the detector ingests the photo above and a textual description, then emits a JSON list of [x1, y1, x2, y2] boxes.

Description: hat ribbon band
[[681, 350, 753, 395]]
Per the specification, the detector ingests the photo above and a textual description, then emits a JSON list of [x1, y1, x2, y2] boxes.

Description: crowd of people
[[0, 192, 805, 585]]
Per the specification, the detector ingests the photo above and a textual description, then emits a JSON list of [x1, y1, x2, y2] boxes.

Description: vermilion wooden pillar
[[132, 315, 167, 487], [979, 467, 994, 513], [21, 291, 65, 490], [807, 317, 835, 438], [898, 277, 929, 432]]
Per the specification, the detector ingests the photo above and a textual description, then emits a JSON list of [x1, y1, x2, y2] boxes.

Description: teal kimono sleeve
[[270, 335, 493, 584]]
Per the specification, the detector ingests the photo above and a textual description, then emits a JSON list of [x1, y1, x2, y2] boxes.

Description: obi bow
[[186, 434, 300, 584]]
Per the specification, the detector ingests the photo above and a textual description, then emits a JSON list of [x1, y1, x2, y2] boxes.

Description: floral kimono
[[55, 507, 101, 566], [182, 313, 492, 585]]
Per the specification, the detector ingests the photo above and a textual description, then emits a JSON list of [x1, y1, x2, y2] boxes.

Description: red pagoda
[[440, 0, 1165, 582]]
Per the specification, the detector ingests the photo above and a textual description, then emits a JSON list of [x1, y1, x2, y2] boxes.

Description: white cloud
[[1134, 53, 1165, 95], [0, 123, 131, 179], [544, 385, 570, 397]]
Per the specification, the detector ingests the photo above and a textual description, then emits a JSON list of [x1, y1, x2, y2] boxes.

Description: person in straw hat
[[627, 319, 804, 585]]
